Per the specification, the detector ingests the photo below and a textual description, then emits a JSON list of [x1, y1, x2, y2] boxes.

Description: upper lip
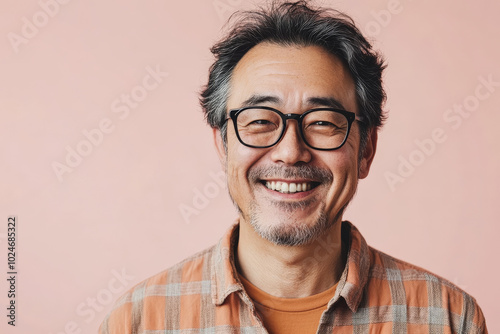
[[259, 178, 318, 183]]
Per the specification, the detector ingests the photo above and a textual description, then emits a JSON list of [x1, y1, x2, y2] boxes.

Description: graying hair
[[200, 1, 387, 157]]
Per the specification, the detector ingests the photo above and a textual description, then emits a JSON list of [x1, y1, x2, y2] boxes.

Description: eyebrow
[[240, 94, 280, 107], [239, 94, 347, 111], [307, 96, 346, 110]]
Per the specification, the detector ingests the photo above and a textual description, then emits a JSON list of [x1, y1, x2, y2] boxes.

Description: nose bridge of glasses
[[279, 113, 306, 145], [270, 112, 313, 164], [283, 113, 302, 121], [282, 113, 303, 130]]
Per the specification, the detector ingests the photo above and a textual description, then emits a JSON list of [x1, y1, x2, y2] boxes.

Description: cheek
[[226, 141, 263, 190], [334, 137, 361, 175], [323, 152, 359, 197], [322, 147, 357, 174]]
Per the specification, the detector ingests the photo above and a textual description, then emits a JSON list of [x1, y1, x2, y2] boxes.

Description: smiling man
[[100, 1, 487, 333]]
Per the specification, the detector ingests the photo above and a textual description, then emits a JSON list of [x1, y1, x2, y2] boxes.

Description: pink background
[[1, 0, 498, 332]]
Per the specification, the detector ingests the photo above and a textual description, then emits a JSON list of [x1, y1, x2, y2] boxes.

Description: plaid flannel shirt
[[99, 221, 487, 333]]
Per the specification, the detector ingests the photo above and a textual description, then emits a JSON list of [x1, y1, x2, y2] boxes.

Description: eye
[[240, 118, 279, 134], [315, 121, 331, 126], [310, 121, 337, 127], [250, 119, 273, 125]]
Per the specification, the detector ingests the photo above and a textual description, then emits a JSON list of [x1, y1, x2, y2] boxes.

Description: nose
[[270, 120, 312, 165]]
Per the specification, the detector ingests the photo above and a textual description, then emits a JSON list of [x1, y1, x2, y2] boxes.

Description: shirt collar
[[210, 220, 370, 312], [211, 222, 243, 305], [333, 221, 371, 312]]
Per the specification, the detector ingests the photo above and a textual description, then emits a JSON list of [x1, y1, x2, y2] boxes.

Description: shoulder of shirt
[[366, 245, 487, 329], [98, 243, 217, 333], [367, 245, 463, 292], [122, 242, 216, 298]]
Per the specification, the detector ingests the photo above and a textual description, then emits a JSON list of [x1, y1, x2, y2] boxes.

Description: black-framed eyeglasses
[[227, 106, 364, 151]]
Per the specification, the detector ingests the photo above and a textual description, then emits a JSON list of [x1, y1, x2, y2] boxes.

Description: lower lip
[[260, 182, 317, 199]]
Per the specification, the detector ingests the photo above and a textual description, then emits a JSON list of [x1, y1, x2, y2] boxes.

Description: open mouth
[[261, 180, 320, 194]]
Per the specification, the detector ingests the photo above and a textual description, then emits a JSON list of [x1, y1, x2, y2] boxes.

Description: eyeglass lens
[[235, 108, 349, 149]]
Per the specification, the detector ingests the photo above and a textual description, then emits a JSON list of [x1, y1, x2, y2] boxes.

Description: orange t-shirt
[[239, 275, 338, 334]]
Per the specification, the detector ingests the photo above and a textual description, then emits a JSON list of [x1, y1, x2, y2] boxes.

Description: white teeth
[[264, 181, 314, 193]]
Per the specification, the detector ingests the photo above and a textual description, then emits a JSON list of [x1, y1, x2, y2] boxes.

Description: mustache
[[248, 165, 333, 183]]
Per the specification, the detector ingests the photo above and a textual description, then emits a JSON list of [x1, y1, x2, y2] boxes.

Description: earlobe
[[359, 128, 378, 179], [213, 128, 227, 170]]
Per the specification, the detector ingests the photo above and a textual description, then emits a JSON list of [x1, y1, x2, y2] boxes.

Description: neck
[[236, 218, 345, 298]]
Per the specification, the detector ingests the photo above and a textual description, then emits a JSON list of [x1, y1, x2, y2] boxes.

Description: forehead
[[228, 42, 357, 113]]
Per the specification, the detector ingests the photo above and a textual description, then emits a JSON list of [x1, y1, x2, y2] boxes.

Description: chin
[[248, 202, 331, 247]]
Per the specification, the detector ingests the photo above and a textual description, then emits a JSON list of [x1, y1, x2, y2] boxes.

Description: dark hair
[[200, 0, 386, 157]]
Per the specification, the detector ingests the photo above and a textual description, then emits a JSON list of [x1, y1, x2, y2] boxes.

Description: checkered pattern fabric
[[99, 221, 487, 333]]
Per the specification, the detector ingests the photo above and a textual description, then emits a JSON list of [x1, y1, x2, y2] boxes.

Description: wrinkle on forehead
[[228, 42, 357, 114]]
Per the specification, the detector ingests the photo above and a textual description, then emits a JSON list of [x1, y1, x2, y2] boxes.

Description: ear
[[213, 128, 227, 171], [358, 128, 377, 179]]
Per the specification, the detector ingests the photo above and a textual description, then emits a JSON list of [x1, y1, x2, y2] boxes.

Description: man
[[100, 1, 487, 333]]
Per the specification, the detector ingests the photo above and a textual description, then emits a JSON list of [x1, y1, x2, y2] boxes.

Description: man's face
[[214, 42, 376, 246]]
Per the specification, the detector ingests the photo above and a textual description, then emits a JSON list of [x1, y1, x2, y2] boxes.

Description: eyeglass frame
[[226, 106, 365, 151]]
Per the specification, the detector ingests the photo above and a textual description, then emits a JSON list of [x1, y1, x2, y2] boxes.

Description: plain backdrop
[[1, 0, 499, 333]]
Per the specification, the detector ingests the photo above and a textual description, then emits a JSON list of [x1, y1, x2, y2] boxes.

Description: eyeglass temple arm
[[355, 115, 366, 123]]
